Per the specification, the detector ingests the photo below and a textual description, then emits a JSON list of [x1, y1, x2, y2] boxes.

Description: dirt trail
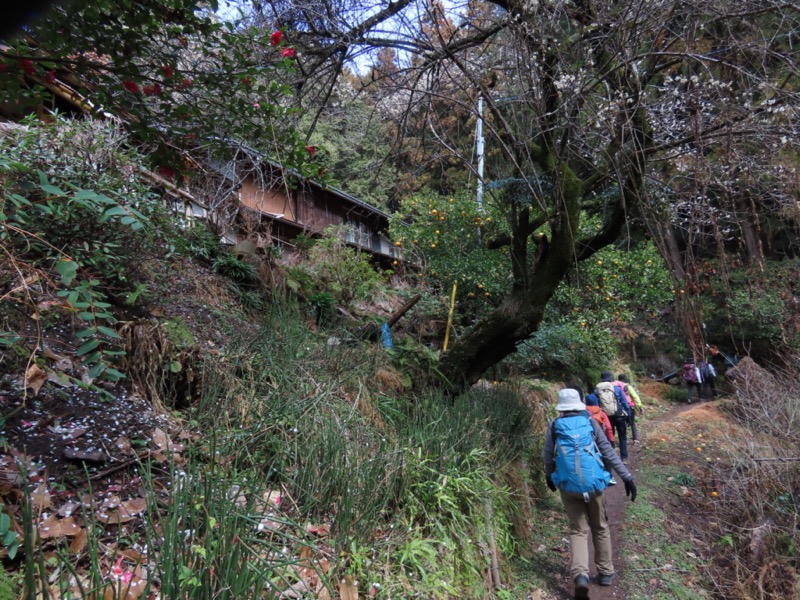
[[550, 400, 698, 600]]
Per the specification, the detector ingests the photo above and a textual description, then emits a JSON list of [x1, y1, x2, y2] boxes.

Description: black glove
[[546, 475, 557, 493], [624, 478, 637, 502]]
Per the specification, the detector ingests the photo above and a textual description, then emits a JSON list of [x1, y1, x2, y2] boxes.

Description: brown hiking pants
[[560, 490, 615, 579]]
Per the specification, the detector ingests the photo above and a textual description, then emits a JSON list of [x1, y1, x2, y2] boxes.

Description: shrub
[[708, 357, 800, 599], [0, 118, 165, 380], [177, 224, 224, 264], [288, 226, 383, 306], [513, 322, 618, 384], [212, 254, 260, 285]]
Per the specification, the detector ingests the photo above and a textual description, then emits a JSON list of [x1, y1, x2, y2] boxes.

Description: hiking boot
[[573, 574, 590, 599], [597, 572, 614, 586], [609, 477, 618, 485]]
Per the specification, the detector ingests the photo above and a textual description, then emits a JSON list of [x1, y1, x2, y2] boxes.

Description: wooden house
[[209, 153, 400, 264]]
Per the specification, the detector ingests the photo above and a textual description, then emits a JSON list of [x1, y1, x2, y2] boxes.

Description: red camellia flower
[[0, 63, 9, 74], [163, 65, 173, 78], [45, 70, 57, 83], [281, 48, 296, 58], [270, 30, 282, 46], [122, 79, 140, 93], [180, 78, 192, 89], [306, 145, 316, 156], [143, 83, 162, 96], [158, 166, 175, 179], [242, 76, 252, 88], [19, 59, 35, 75]]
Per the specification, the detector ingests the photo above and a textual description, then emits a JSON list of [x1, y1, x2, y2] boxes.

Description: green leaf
[[101, 205, 130, 220], [3, 530, 16, 546], [88, 362, 106, 379], [169, 360, 182, 373], [55, 259, 78, 286], [38, 170, 66, 196], [78, 311, 96, 321], [0, 512, 9, 530], [104, 368, 125, 381], [82, 351, 102, 364], [10, 193, 32, 206], [76, 338, 100, 356], [97, 325, 121, 338]]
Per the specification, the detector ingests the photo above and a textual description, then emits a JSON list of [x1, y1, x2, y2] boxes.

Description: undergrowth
[[188, 300, 544, 598]]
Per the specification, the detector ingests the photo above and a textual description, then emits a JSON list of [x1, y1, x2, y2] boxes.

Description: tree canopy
[[5, 0, 800, 387], [257, 0, 800, 386]]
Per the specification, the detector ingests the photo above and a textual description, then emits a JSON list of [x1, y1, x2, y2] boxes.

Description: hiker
[[617, 374, 644, 445], [585, 392, 618, 486], [585, 393, 614, 445], [698, 358, 717, 399], [544, 388, 637, 599], [595, 371, 630, 464], [683, 357, 703, 404]]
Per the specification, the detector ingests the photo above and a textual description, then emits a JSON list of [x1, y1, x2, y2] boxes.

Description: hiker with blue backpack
[[544, 388, 637, 599], [595, 371, 631, 464]]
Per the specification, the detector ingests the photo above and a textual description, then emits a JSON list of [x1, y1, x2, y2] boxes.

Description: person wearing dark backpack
[[544, 388, 637, 599], [698, 358, 717, 399], [682, 357, 703, 403], [617, 374, 644, 445], [595, 371, 631, 464]]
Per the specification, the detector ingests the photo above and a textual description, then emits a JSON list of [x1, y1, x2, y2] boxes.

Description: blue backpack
[[550, 413, 611, 498], [613, 384, 631, 416]]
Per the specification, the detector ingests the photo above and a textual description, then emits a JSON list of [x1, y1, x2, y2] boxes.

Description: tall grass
[[191, 299, 538, 597], [24, 456, 320, 599]]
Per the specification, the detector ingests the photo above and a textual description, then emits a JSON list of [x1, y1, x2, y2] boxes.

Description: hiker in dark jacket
[[595, 371, 630, 463], [698, 358, 717, 399], [544, 388, 637, 599], [617, 374, 644, 445]]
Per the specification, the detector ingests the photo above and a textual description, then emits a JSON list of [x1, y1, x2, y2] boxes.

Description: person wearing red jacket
[[584, 393, 614, 443]]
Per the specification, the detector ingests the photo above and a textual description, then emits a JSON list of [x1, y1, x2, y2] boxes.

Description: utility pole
[[476, 95, 484, 212]]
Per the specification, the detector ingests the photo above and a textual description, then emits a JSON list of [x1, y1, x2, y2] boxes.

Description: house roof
[[3, 57, 390, 224], [215, 140, 391, 221]]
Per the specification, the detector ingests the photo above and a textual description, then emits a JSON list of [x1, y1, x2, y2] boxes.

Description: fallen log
[[357, 294, 421, 341]]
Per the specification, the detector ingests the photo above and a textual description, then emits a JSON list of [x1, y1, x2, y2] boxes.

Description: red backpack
[[683, 362, 697, 382]]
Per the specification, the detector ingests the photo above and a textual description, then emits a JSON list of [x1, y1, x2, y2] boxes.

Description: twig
[[66, 456, 141, 488], [752, 457, 800, 462], [484, 498, 502, 590], [629, 566, 690, 574]]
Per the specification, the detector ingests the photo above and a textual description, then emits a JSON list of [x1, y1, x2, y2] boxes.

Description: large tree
[[255, 0, 800, 387]]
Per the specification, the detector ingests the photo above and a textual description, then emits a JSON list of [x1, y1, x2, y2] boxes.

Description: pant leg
[[560, 491, 591, 579], [687, 382, 693, 402], [629, 412, 638, 442], [612, 417, 628, 460], [586, 492, 614, 576]]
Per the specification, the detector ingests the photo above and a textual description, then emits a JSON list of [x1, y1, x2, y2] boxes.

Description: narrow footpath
[[546, 388, 729, 600]]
